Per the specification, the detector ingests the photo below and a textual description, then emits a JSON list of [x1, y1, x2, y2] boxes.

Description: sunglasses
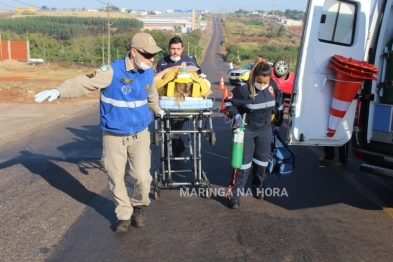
[[136, 49, 156, 59]]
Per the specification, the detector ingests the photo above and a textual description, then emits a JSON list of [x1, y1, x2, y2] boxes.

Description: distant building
[[121, 8, 136, 13], [138, 18, 192, 33], [166, 9, 209, 14], [87, 9, 99, 12], [280, 19, 303, 26], [136, 9, 207, 33], [15, 7, 35, 13], [136, 10, 148, 15]]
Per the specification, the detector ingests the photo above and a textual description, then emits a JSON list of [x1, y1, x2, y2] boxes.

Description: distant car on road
[[228, 59, 294, 106]]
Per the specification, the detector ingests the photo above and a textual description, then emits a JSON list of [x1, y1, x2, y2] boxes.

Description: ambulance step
[[360, 163, 393, 178]]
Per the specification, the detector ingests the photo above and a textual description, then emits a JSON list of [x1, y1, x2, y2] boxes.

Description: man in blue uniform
[[155, 36, 202, 75], [155, 36, 204, 157], [34, 33, 165, 233], [224, 58, 284, 209]]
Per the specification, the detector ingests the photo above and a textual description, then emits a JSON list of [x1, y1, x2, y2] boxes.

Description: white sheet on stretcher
[[159, 96, 213, 110]]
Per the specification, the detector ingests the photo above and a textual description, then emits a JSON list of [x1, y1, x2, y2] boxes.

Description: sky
[[2, 0, 309, 13]]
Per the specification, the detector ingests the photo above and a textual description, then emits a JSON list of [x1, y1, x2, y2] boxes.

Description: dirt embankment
[[0, 60, 100, 104], [0, 60, 101, 143]]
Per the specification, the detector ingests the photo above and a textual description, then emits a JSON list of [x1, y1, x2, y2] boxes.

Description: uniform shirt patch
[[121, 78, 134, 83], [122, 85, 132, 94], [100, 65, 110, 72], [86, 71, 97, 78], [227, 92, 233, 99], [146, 84, 151, 93], [269, 86, 275, 96]]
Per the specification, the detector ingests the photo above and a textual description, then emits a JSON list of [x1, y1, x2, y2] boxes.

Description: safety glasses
[[136, 49, 156, 59]]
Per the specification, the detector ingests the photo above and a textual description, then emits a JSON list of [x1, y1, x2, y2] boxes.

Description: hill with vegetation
[[221, 13, 302, 71], [0, 14, 205, 66]]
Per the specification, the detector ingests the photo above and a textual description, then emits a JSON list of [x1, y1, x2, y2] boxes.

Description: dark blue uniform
[[155, 54, 202, 75], [224, 79, 284, 200]]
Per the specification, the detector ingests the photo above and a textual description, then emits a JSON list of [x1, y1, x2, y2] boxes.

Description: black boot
[[116, 219, 131, 233], [252, 186, 265, 200], [256, 191, 265, 200], [133, 206, 147, 228], [229, 199, 240, 209]]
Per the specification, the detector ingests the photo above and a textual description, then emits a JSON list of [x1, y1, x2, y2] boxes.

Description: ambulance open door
[[287, 0, 373, 146]]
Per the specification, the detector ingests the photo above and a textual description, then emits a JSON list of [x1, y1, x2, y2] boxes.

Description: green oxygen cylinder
[[231, 124, 245, 169], [231, 113, 246, 168]]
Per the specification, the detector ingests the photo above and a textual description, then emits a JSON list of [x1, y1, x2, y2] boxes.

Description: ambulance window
[[318, 0, 357, 46]]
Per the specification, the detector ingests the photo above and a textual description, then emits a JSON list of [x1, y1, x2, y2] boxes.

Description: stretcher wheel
[[154, 131, 160, 147], [154, 186, 161, 200], [209, 131, 216, 146]]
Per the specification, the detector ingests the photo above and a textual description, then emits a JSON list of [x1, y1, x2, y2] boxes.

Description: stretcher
[[152, 97, 216, 200]]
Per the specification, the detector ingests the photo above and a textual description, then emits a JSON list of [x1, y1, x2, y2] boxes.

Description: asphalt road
[[1, 16, 393, 262]]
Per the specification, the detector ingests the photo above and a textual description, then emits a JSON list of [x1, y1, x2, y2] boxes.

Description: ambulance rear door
[[287, 0, 373, 146]]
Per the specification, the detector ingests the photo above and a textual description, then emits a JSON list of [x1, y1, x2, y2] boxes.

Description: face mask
[[134, 53, 151, 70], [254, 82, 268, 90], [170, 56, 181, 62]]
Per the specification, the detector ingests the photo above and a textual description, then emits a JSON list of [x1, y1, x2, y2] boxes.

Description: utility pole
[[272, 0, 275, 17], [188, 42, 189, 55], [107, 2, 111, 63], [102, 36, 105, 65]]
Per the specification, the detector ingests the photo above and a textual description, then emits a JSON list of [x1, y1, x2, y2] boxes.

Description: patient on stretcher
[[155, 67, 212, 105], [173, 82, 193, 104]]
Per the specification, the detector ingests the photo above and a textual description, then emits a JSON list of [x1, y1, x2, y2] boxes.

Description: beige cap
[[130, 32, 162, 54]]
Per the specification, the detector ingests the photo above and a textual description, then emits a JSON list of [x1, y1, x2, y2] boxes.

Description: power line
[[95, 0, 107, 5], [0, 2, 16, 8], [13, 0, 39, 9]]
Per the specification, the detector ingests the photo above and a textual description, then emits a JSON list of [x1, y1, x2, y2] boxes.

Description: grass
[[220, 14, 301, 69]]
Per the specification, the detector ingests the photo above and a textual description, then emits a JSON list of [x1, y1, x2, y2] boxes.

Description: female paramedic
[[224, 57, 284, 209]]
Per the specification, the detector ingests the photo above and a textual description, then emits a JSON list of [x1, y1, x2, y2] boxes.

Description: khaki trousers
[[101, 128, 152, 220]]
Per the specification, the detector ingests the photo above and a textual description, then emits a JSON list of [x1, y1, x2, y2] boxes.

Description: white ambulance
[[287, 0, 393, 178]]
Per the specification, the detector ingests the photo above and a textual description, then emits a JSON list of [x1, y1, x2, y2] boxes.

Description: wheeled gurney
[[152, 97, 216, 200]]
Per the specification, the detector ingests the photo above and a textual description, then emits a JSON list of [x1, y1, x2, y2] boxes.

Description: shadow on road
[[0, 124, 117, 230]]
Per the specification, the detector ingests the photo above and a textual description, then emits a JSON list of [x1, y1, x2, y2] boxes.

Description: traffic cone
[[328, 61, 378, 80], [332, 55, 379, 74], [327, 70, 366, 137], [326, 55, 379, 137], [219, 76, 225, 90], [223, 86, 228, 98], [220, 86, 228, 111]]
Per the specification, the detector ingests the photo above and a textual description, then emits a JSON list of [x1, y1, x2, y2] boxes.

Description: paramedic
[[224, 57, 284, 209], [34, 33, 165, 233], [155, 36, 203, 157], [155, 36, 202, 75]]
